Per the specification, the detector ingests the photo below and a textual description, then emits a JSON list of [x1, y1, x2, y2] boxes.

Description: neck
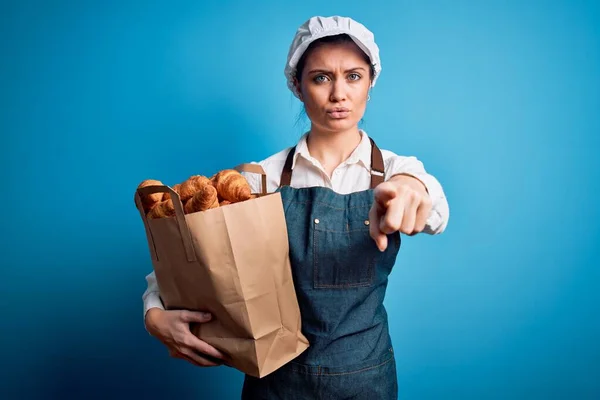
[[306, 126, 362, 173]]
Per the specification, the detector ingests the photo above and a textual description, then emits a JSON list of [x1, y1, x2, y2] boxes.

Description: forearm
[[145, 307, 164, 335]]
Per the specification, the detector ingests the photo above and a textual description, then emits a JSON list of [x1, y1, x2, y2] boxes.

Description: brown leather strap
[[369, 138, 385, 188], [279, 138, 385, 189], [279, 146, 296, 187]]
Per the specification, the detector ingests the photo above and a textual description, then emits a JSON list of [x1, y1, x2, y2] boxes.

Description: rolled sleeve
[[384, 155, 450, 234], [239, 161, 264, 194], [142, 271, 164, 331]]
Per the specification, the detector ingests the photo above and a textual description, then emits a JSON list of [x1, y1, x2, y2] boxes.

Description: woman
[[142, 15, 450, 399]]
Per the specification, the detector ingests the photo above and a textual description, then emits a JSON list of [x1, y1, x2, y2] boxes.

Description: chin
[[320, 119, 360, 134]]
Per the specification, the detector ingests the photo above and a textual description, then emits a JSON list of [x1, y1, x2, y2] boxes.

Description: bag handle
[[134, 185, 197, 262], [233, 163, 268, 195]]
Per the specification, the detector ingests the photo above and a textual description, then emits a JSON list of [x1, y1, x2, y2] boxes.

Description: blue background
[[2, 0, 599, 399]]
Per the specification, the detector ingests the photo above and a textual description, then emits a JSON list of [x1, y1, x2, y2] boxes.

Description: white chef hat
[[284, 16, 382, 99]]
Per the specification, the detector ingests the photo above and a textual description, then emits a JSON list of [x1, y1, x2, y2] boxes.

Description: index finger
[[369, 201, 387, 252], [186, 334, 229, 361]]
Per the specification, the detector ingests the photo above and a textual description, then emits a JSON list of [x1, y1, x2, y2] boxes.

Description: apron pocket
[[313, 220, 376, 289]]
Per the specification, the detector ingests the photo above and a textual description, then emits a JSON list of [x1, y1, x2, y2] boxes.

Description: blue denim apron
[[242, 139, 401, 399]]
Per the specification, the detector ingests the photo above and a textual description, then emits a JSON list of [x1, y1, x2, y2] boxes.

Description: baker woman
[[142, 15, 450, 399]]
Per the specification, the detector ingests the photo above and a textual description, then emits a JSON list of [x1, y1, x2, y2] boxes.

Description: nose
[[329, 78, 347, 103]]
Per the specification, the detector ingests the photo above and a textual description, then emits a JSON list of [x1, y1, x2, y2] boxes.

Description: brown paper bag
[[134, 164, 309, 378]]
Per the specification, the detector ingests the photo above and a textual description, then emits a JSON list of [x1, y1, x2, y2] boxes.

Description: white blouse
[[142, 130, 450, 319]]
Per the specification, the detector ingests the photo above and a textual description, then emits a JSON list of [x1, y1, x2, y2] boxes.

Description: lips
[[327, 108, 350, 119]]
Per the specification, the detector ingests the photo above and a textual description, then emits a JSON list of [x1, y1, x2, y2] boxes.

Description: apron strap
[[369, 138, 385, 188], [279, 137, 385, 189], [279, 145, 296, 187]]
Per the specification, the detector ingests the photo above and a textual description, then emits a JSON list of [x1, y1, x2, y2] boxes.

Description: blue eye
[[313, 75, 329, 83], [348, 73, 361, 81]]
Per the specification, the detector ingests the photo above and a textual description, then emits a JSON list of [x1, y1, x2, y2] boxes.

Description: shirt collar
[[291, 130, 372, 171]]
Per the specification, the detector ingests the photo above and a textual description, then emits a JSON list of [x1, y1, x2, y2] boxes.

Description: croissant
[[179, 175, 211, 203], [211, 170, 252, 203], [185, 185, 219, 213], [137, 179, 164, 212], [162, 183, 181, 202], [147, 199, 175, 219], [219, 194, 256, 207]]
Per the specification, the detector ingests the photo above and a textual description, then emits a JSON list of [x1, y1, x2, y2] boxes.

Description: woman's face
[[297, 41, 372, 135]]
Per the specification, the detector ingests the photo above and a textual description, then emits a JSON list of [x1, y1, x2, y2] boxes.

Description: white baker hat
[[284, 16, 382, 99]]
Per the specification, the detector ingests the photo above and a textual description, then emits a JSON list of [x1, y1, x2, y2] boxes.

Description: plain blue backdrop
[[2, 0, 599, 399]]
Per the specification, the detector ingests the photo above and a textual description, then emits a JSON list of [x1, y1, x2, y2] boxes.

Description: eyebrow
[[307, 67, 367, 74]]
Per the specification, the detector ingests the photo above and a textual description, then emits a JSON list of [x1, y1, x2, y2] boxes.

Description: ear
[[293, 77, 303, 102]]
